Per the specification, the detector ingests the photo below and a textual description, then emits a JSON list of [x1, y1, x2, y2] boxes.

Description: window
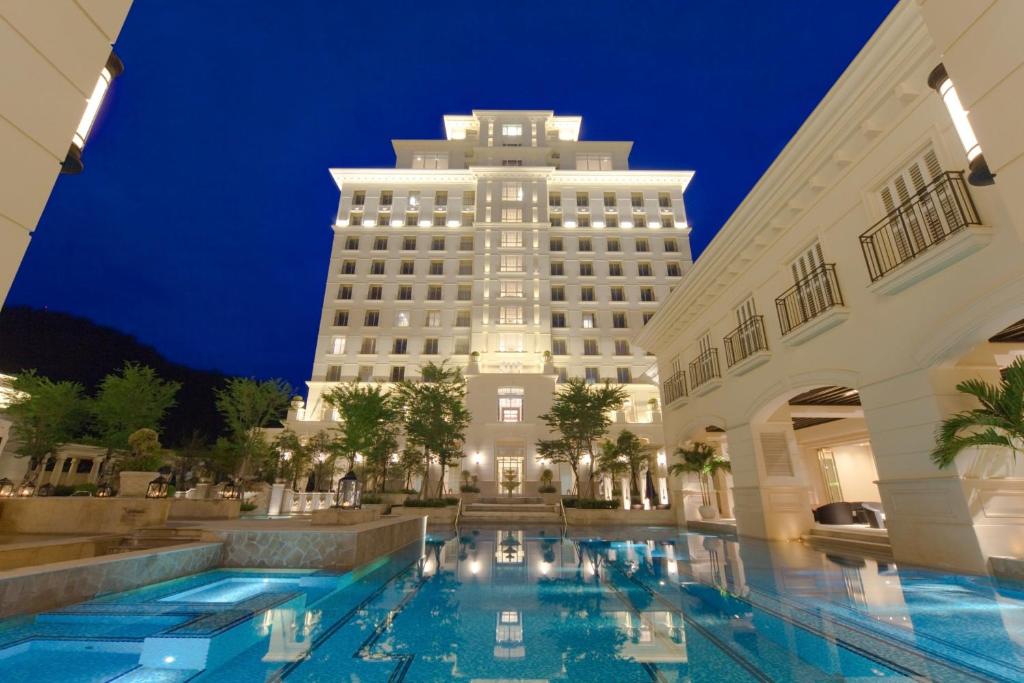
[[358, 365, 373, 380], [667, 263, 682, 277], [433, 213, 445, 227], [556, 367, 568, 383], [392, 338, 408, 354], [579, 262, 594, 276], [370, 260, 386, 275], [397, 285, 412, 300], [551, 312, 567, 328], [352, 191, 366, 206], [577, 213, 591, 228], [552, 339, 567, 355], [551, 285, 565, 301], [435, 191, 448, 207], [463, 190, 475, 206], [502, 123, 523, 136], [500, 255, 523, 272], [501, 231, 523, 247], [584, 367, 600, 383], [380, 190, 393, 206], [613, 312, 628, 328], [501, 159, 523, 166], [341, 260, 356, 274], [638, 263, 653, 277], [376, 213, 389, 226], [603, 192, 616, 207], [498, 386, 524, 422], [360, 337, 377, 354], [498, 333, 524, 352], [455, 309, 471, 326], [427, 285, 443, 300], [576, 154, 613, 170], [337, 285, 352, 300], [605, 213, 619, 228], [551, 261, 564, 276], [349, 211, 363, 226], [399, 260, 415, 275], [457, 284, 472, 300], [640, 288, 656, 302], [608, 262, 623, 277], [658, 192, 671, 208], [390, 366, 405, 381], [643, 312, 655, 324], [581, 286, 595, 302], [426, 310, 441, 327], [550, 214, 563, 227], [459, 260, 473, 275], [616, 367, 633, 384], [664, 238, 678, 252], [326, 365, 342, 382], [502, 182, 524, 201], [500, 281, 523, 298], [607, 238, 621, 252], [614, 339, 630, 355], [373, 237, 388, 250], [367, 285, 383, 300], [395, 311, 410, 327], [578, 237, 592, 252], [459, 235, 474, 251], [499, 306, 524, 325], [634, 213, 647, 228], [430, 236, 445, 250], [576, 192, 589, 209], [662, 214, 674, 228], [364, 310, 380, 326], [333, 311, 349, 326], [549, 192, 561, 208], [331, 337, 346, 354], [429, 261, 444, 275], [407, 191, 421, 208], [610, 287, 625, 302], [405, 212, 418, 227], [631, 192, 644, 208], [635, 238, 650, 252], [501, 208, 523, 223], [344, 236, 359, 250], [454, 337, 471, 354], [581, 313, 596, 329], [423, 338, 439, 355], [549, 236, 563, 251], [411, 152, 448, 169]]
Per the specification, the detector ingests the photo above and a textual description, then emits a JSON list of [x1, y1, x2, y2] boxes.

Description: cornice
[[330, 169, 476, 187], [551, 170, 694, 189]]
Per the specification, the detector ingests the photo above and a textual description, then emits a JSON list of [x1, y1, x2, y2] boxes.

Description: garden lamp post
[[336, 470, 362, 509], [146, 475, 169, 499]]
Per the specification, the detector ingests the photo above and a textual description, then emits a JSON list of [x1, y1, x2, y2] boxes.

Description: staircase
[[802, 524, 893, 561], [109, 527, 206, 554], [460, 496, 562, 524]]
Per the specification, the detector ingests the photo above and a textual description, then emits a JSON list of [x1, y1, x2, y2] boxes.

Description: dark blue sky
[[9, 0, 897, 390]]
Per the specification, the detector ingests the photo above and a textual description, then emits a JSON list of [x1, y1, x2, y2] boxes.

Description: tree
[[118, 427, 165, 472], [214, 377, 290, 478], [932, 357, 1024, 469], [93, 362, 180, 453], [2, 371, 88, 473], [306, 429, 346, 491], [597, 430, 649, 498], [536, 378, 626, 498], [396, 447, 426, 492], [670, 441, 731, 509], [393, 361, 471, 498], [323, 382, 401, 492], [270, 429, 310, 490]]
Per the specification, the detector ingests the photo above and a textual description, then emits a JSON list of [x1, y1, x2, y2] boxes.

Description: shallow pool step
[[802, 525, 892, 561], [460, 502, 561, 524], [463, 503, 556, 513]]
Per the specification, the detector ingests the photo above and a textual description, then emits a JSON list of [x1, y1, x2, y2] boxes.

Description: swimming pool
[[0, 526, 1021, 681]]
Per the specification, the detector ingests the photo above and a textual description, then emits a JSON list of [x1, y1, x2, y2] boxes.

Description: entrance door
[[495, 442, 525, 495]]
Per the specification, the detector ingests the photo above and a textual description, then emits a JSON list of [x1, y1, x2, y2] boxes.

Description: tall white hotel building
[[287, 110, 694, 494]]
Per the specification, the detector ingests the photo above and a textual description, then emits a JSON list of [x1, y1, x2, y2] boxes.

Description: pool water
[[0, 526, 1022, 681]]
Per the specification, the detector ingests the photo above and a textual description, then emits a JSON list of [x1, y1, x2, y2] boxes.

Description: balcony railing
[[860, 171, 981, 282], [775, 264, 844, 336], [688, 348, 722, 390], [662, 371, 688, 404], [723, 315, 769, 366]]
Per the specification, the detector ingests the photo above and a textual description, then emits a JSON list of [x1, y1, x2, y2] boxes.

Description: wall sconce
[[62, 52, 124, 175], [928, 63, 993, 186]]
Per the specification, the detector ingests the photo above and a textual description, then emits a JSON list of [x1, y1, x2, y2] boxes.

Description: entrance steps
[[461, 497, 561, 524], [802, 524, 892, 561]]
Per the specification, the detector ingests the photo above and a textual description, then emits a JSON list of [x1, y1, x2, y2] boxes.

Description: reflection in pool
[[0, 526, 1022, 681]]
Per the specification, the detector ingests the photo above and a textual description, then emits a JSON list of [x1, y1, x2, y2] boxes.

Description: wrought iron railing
[[723, 316, 769, 366], [688, 348, 722, 390], [775, 264, 844, 336], [860, 171, 981, 282], [662, 371, 688, 404]]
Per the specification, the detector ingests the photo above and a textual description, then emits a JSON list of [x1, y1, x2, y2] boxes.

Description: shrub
[[361, 494, 383, 504], [561, 497, 578, 508], [538, 485, 558, 493], [578, 498, 620, 510], [459, 485, 480, 493], [73, 483, 98, 495], [53, 485, 75, 497], [405, 497, 459, 508], [240, 502, 257, 512]]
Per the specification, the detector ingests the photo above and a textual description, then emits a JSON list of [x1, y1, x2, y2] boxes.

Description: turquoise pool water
[[0, 526, 1022, 681]]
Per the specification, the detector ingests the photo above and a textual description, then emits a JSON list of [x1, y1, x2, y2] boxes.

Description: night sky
[[8, 0, 897, 390]]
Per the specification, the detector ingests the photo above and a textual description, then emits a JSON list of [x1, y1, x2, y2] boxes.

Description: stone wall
[[168, 498, 241, 520], [565, 507, 677, 526], [0, 497, 170, 534]]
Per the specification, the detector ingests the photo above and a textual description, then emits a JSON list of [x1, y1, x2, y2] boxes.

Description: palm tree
[[931, 357, 1024, 469], [597, 430, 648, 499], [670, 442, 730, 516]]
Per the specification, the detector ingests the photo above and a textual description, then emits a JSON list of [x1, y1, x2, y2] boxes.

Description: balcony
[[723, 315, 770, 375], [775, 264, 848, 345], [662, 371, 688, 405], [860, 171, 989, 294], [688, 348, 722, 395]]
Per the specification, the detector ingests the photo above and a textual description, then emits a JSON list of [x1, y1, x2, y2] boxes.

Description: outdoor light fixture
[[17, 480, 36, 497], [62, 52, 124, 175], [0, 478, 14, 497], [928, 63, 993, 186], [336, 470, 362, 509], [37, 483, 55, 497], [220, 479, 242, 500], [95, 482, 113, 497], [146, 475, 169, 499]]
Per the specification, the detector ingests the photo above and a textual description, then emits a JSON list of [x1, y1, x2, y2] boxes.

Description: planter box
[[391, 505, 458, 525], [311, 507, 383, 526], [564, 507, 677, 526], [540, 492, 561, 505], [118, 471, 160, 498], [169, 498, 240, 520], [0, 497, 171, 534]]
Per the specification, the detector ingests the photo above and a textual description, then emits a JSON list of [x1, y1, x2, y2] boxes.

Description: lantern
[[17, 480, 36, 497], [62, 52, 124, 174], [37, 483, 55, 497], [336, 470, 362, 509], [0, 478, 14, 497], [95, 482, 113, 497], [146, 475, 169, 499], [927, 63, 993, 186], [220, 479, 242, 500]]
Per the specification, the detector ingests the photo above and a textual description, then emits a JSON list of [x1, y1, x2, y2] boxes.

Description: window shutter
[[760, 432, 794, 477]]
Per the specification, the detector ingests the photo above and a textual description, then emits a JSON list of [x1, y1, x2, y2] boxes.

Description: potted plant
[[538, 467, 559, 503], [459, 469, 480, 503], [117, 428, 166, 497], [671, 442, 730, 520]]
